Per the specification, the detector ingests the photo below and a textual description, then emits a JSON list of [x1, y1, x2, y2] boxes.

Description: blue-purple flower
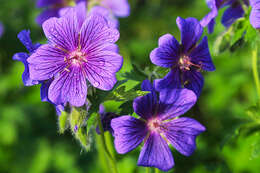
[[250, 0, 260, 28], [201, 0, 248, 33], [28, 4, 123, 107], [13, 30, 41, 86], [111, 80, 205, 171], [150, 17, 215, 97], [13, 30, 64, 115]]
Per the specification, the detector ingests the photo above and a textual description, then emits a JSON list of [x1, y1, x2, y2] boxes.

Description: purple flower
[[28, 4, 123, 107], [250, 0, 260, 28], [13, 30, 41, 86], [36, 0, 85, 25], [150, 17, 215, 97], [201, 0, 248, 33], [111, 80, 205, 171], [0, 22, 4, 38], [90, 6, 119, 28], [100, 0, 130, 18], [96, 104, 119, 135]]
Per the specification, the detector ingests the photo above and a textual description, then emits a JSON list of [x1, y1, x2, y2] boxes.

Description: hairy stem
[[97, 113, 118, 173], [252, 46, 260, 100]]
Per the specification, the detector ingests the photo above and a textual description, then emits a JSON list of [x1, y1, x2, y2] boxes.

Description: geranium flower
[[28, 3, 123, 107], [111, 80, 205, 171], [150, 17, 215, 97]]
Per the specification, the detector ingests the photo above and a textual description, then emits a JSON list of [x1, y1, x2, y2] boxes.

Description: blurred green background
[[0, 0, 260, 172]]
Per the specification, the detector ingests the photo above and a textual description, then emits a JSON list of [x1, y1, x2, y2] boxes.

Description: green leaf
[[87, 80, 127, 115], [105, 85, 150, 102], [87, 112, 97, 135], [121, 64, 148, 82]]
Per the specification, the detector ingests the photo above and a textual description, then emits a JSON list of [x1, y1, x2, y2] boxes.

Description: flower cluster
[[13, 0, 260, 172]]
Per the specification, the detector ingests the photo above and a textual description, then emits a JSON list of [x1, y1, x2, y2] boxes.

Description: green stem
[[154, 168, 160, 173], [146, 167, 151, 173], [252, 46, 260, 100], [97, 113, 118, 173]]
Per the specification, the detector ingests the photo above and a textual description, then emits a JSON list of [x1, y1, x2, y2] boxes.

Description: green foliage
[[106, 85, 149, 102], [214, 7, 259, 55]]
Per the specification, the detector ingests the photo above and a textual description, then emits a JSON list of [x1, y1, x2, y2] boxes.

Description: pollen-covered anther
[[179, 55, 202, 71], [64, 50, 87, 66]]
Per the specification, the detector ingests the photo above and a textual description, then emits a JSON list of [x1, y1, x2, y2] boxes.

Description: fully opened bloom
[[250, 0, 260, 28], [28, 4, 123, 107], [201, 0, 248, 33], [111, 80, 205, 171], [13, 30, 64, 115], [150, 17, 215, 97]]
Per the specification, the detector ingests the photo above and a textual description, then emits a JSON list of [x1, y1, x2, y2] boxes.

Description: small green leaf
[[105, 86, 150, 102], [87, 113, 97, 135]]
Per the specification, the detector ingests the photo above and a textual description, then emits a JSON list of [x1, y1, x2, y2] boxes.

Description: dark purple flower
[[150, 17, 215, 97], [201, 0, 247, 33], [96, 104, 119, 135], [28, 4, 123, 107], [250, 0, 260, 28], [36, 0, 85, 25], [0, 22, 4, 37], [13, 30, 64, 115], [111, 80, 205, 171]]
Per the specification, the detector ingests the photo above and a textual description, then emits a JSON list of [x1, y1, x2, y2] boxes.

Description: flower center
[[147, 118, 163, 133], [178, 55, 202, 71], [64, 50, 87, 68], [179, 55, 191, 71]]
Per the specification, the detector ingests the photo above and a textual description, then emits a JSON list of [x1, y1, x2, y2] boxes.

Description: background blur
[[0, 0, 260, 172]]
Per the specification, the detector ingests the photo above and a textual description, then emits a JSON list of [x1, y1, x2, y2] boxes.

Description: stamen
[[178, 55, 202, 71]]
